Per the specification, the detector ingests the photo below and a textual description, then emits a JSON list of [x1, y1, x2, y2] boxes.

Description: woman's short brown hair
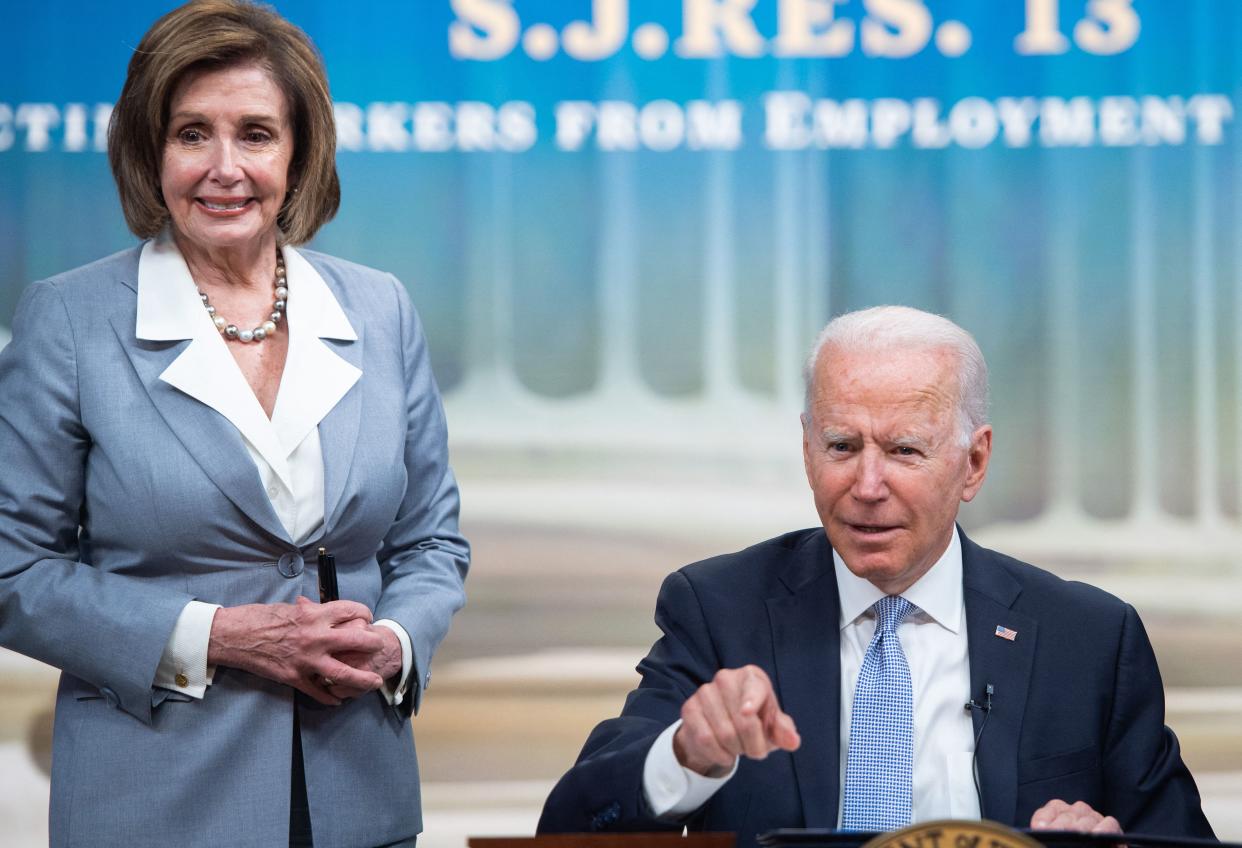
[[108, 0, 339, 245]]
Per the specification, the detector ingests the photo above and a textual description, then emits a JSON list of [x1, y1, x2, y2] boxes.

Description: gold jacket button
[[175, 673, 189, 688]]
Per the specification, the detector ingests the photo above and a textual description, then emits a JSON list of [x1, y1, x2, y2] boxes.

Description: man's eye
[[830, 442, 851, 452], [895, 446, 917, 456]]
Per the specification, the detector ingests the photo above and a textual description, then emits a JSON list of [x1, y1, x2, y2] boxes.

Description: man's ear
[[801, 412, 814, 487], [961, 425, 992, 503]]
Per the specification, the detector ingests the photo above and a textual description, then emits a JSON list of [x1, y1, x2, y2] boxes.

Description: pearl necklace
[[198, 251, 287, 343]]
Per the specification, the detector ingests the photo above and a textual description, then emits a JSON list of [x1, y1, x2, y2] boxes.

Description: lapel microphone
[[967, 683, 995, 815], [964, 682, 994, 714]]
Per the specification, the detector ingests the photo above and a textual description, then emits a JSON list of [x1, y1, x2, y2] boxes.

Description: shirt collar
[[137, 232, 361, 491], [135, 231, 215, 341], [834, 526, 964, 634], [135, 230, 357, 343], [282, 245, 357, 341]]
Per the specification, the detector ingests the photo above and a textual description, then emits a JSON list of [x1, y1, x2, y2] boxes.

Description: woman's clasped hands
[[207, 597, 403, 706]]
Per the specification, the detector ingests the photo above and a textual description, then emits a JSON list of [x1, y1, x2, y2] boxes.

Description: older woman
[[0, 2, 468, 846]]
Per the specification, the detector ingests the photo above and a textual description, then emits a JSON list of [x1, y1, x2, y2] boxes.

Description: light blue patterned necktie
[[841, 595, 916, 831]]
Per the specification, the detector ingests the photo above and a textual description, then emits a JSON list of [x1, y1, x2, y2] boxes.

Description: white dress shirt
[[643, 528, 980, 823], [137, 233, 413, 704], [835, 528, 979, 823]]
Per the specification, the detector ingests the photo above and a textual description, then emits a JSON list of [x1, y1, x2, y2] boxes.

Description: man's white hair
[[802, 305, 989, 446]]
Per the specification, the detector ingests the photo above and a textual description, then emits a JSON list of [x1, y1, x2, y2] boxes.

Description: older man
[[538, 306, 1213, 844]]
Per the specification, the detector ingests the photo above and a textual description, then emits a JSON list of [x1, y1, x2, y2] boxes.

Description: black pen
[[317, 546, 339, 603]]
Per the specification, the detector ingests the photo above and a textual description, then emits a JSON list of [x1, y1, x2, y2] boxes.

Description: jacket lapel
[[767, 532, 841, 829], [961, 532, 1037, 826], [284, 249, 365, 537], [117, 239, 364, 547], [317, 316, 364, 534], [111, 318, 293, 545]]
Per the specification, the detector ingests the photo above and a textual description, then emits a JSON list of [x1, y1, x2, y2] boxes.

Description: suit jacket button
[[277, 552, 304, 578], [100, 687, 119, 708], [175, 673, 189, 688], [590, 801, 621, 831]]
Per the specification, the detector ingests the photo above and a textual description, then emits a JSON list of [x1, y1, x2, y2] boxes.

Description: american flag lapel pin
[[995, 624, 1018, 641]]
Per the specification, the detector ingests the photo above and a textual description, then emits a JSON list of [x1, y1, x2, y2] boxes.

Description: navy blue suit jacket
[[538, 528, 1213, 845]]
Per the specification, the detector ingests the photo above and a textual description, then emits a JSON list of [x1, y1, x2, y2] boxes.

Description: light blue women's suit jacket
[[0, 244, 469, 847]]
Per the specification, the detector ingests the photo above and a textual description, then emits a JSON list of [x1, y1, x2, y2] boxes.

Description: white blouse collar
[[135, 232, 361, 491], [135, 231, 357, 342]]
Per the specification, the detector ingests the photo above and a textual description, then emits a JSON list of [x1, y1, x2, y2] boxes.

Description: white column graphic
[[1043, 153, 1086, 525], [1128, 146, 1160, 524], [594, 146, 644, 399], [453, 152, 526, 407], [702, 57, 742, 404], [772, 60, 803, 409]]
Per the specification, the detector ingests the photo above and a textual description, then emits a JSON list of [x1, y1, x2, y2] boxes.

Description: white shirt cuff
[[642, 719, 738, 818], [155, 600, 220, 698], [373, 619, 413, 707]]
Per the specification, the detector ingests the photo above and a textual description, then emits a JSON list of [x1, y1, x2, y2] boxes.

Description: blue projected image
[[0, 3, 1240, 841]]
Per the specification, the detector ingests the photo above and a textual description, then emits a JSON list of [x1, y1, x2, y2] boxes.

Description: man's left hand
[[1031, 799, 1123, 833]]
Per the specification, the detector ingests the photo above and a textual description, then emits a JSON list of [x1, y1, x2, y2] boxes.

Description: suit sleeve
[[1102, 603, 1214, 836], [0, 281, 192, 726], [538, 569, 722, 834], [370, 275, 470, 717]]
